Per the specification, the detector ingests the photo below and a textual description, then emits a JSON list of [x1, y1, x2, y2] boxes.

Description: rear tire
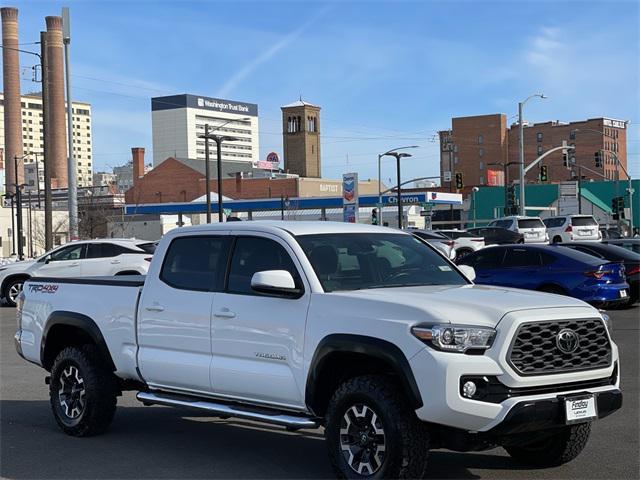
[[3, 276, 27, 307], [552, 236, 563, 244], [505, 422, 591, 467], [325, 375, 429, 479], [49, 345, 118, 437]]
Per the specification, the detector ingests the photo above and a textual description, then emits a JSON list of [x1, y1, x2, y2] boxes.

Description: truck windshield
[[296, 233, 467, 292]]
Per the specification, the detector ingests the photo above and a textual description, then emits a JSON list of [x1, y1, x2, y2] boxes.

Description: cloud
[[215, 6, 331, 98]]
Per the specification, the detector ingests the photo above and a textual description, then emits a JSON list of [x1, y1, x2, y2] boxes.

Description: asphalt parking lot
[[1, 305, 638, 479]]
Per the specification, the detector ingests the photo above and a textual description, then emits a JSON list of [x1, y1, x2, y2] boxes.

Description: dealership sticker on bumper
[[620, 289, 628, 298], [565, 395, 597, 424]]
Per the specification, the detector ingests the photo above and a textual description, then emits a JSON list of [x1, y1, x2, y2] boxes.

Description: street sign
[[443, 171, 452, 182], [419, 210, 431, 217]]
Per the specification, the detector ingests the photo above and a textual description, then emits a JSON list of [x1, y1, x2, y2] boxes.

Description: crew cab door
[[35, 243, 85, 277], [210, 233, 310, 408], [137, 234, 230, 394]]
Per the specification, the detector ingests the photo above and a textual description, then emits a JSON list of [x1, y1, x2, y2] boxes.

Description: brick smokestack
[[132, 147, 145, 185], [1, 7, 24, 191], [45, 16, 67, 189]]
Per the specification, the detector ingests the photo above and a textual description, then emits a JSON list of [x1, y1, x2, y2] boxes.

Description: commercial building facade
[[151, 94, 259, 167], [439, 114, 628, 188], [0, 92, 94, 190]]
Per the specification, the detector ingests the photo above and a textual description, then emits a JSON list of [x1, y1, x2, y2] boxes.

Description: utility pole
[[215, 137, 224, 223], [41, 30, 53, 250], [62, 7, 78, 240], [204, 123, 212, 223]]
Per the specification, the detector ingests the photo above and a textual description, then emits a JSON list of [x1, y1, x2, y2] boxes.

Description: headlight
[[412, 324, 496, 353], [599, 310, 612, 332]]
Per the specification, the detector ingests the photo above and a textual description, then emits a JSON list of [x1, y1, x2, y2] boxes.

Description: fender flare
[[305, 334, 423, 413], [41, 311, 116, 371]]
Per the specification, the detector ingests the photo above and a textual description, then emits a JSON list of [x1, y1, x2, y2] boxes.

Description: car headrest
[[310, 245, 338, 276]]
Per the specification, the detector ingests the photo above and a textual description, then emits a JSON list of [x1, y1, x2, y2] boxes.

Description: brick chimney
[[132, 147, 145, 185], [1, 7, 24, 191], [45, 16, 67, 188]]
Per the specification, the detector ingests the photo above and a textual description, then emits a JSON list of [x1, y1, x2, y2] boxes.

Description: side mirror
[[251, 270, 301, 298], [458, 265, 476, 282], [44, 256, 51, 264]]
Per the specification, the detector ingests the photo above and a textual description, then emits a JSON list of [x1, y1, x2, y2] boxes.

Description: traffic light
[[611, 196, 625, 220], [540, 165, 548, 182], [595, 150, 603, 168], [455, 172, 464, 189], [506, 184, 517, 215], [562, 152, 569, 168], [371, 208, 378, 225]]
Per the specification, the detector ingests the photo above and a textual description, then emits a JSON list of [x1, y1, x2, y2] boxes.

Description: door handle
[[69, 262, 80, 267], [111, 260, 121, 264], [145, 303, 165, 312], [214, 308, 236, 319]]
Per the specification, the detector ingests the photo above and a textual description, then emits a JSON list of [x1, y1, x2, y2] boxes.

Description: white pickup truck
[[15, 221, 622, 478]]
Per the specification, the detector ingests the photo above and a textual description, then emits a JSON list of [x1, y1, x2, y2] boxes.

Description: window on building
[[479, 148, 484, 157], [537, 132, 543, 142], [480, 176, 485, 185], [479, 161, 484, 170], [454, 156, 459, 164], [537, 145, 543, 155], [477, 135, 484, 144], [569, 130, 576, 140], [453, 145, 458, 153]]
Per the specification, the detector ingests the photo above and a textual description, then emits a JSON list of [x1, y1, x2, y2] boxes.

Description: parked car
[[602, 238, 640, 254], [410, 229, 456, 259], [16, 221, 622, 477], [0, 239, 155, 307], [457, 244, 630, 308], [543, 215, 600, 243], [600, 226, 625, 239], [437, 230, 486, 259], [556, 242, 639, 306], [467, 226, 524, 245], [487, 216, 549, 244]]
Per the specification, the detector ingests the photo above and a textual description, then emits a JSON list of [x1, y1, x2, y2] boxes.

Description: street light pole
[[204, 123, 212, 223], [518, 93, 546, 216], [215, 137, 224, 223], [377, 146, 419, 227], [396, 155, 402, 229]]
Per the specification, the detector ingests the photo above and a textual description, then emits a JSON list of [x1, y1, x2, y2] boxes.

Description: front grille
[[508, 318, 612, 376]]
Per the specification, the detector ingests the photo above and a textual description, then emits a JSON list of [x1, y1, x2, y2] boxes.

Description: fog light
[[462, 381, 477, 398]]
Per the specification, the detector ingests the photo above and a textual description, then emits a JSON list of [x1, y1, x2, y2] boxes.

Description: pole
[[9, 196, 15, 255], [396, 154, 402, 229], [63, 27, 78, 240], [216, 137, 224, 223], [472, 190, 477, 227], [281, 194, 285, 220], [377, 154, 382, 227], [34, 152, 41, 207], [578, 166, 582, 214], [41, 31, 53, 251], [449, 137, 454, 221], [204, 124, 211, 223], [28, 191, 33, 258], [503, 163, 509, 215], [15, 185, 24, 260], [518, 101, 525, 215]]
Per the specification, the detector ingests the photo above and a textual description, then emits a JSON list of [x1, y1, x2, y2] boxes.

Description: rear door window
[[503, 248, 541, 267], [463, 248, 505, 269], [86, 243, 119, 258], [160, 236, 229, 291]]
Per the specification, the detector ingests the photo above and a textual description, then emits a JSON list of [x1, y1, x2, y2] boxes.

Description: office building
[[151, 94, 259, 167], [439, 114, 628, 187]]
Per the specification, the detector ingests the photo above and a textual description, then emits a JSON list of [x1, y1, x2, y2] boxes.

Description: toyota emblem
[[556, 328, 580, 354]]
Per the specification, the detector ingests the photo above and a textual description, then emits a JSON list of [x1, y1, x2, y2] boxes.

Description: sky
[[8, 0, 640, 185]]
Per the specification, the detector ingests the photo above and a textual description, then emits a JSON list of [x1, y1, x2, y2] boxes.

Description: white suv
[[544, 215, 601, 243], [488, 216, 549, 244], [0, 239, 155, 306]]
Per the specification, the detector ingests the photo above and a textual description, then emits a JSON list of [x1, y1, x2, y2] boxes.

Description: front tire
[[325, 375, 429, 479], [49, 345, 118, 437], [504, 422, 591, 467]]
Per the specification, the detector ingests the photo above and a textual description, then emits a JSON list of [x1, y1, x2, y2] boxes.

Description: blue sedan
[[457, 244, 630, 308]]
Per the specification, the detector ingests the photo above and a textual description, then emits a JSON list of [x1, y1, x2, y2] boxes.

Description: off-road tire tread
[[49, 345, 118, 437], [505, 422, 591, 467], [325, 374, 429, 479]]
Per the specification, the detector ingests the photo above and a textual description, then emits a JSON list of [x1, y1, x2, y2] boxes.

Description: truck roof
[[169, 221, 404, 236]]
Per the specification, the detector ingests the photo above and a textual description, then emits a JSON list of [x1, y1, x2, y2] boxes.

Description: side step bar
[[136, 391, 319, 429]]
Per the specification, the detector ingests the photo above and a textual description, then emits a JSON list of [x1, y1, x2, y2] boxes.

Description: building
[[93, 171, 116, 188], [439, 114, 508, 189], [151, 94, 259, 167], [281, 99, 321, 178], [439, 114, 628, 188], [506, 118, 628, 184], [0, 92, 94, 189]]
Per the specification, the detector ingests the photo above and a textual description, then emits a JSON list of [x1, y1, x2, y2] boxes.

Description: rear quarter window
[[518, 219, 545, 229]]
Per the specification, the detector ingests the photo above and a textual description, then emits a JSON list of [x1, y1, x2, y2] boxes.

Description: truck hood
[[328, 284, 595, 328]]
